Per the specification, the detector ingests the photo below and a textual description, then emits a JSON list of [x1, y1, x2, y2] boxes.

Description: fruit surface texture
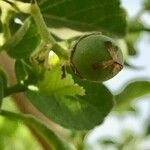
[[71, 33, 124, 81]]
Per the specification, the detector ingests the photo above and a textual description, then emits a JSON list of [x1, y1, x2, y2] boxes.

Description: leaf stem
[[31, 1, 55, 44]]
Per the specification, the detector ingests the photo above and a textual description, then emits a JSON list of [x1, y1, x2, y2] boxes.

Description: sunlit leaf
[[37, 65, 85, 96]]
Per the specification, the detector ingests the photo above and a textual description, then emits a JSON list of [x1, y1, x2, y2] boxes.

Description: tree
[[0, 0, 150, 149]]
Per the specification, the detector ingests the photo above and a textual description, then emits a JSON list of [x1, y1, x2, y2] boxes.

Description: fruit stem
[[31, 0, 69, 60]]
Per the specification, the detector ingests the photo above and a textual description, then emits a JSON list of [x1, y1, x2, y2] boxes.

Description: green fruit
[[70, 33, 124, 81]]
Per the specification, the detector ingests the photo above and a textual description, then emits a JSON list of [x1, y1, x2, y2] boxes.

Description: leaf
[[15, 59, 28, 82], [3, 17, 41, 59], [37, 66, 85, 96], [0, 69, 7, 109], [0, 69, 7, 88], [124, 61, 143, 70], [126, 20, 141, 56], [26, 80, 114, 130], [0, 110, 73, 150], [100, 139, 116, 145], [144, 0, 150, 10], [128, 19, 144, 33], [114, 80, 150, 111], [146, 122, 150, 136], [126, 39, 137, 56], [37, 0, 127, 37]]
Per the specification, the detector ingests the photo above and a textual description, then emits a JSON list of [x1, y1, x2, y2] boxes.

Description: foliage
[[0, 0, 150, 149]]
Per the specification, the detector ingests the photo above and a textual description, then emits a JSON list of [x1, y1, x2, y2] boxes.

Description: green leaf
[[124, 61, 143, 70], [3, 17, 41, 59], [144, 0, 150, 10], [126, 39, 137, 56], [0, 110, 73, 150], [146, 122, 150, 136], [37, 66, 85, 96], [128, 19, 144, 33], [37, 0, 127, 37], [26, 80, 114, 130], [100, 139, 116, 145], [0, 69, 7, 88], [126, 20, 142, 56], [114, 80, 150, 111], [15, 59, 28, 82]]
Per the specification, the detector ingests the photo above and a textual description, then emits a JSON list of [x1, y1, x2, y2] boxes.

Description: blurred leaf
[[146, 123, 150, 135], [125, 20, 142, 56], [0, 110, 72, 150], [128, 19, 144, 33], [71, 131, 86, 150], [37, 0, 127, 37], [127, 106, 137, 113], [124, 61, 143, 70], [0, 117, 18, 136], [144, 0, 150, 10], [3, 17, 41, 59], [37, 66, 85, 96], [15, 59, 28, 82], [0, 111, 42, 150], [114, 80, 150, 111], [100, 139, 116, 145], [126, 40, 137, 56], [125, 32, 140, 56], [26, 80, 114, 130]]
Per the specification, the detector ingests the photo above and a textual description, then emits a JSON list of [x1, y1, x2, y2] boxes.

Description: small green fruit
[[70, 33, 124, 81]]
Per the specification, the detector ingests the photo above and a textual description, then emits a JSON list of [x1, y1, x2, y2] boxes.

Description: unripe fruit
[[70, 33, 124, 81]]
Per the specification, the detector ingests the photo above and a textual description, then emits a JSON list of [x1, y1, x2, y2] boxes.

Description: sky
[[86, 0, 150, 149]]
